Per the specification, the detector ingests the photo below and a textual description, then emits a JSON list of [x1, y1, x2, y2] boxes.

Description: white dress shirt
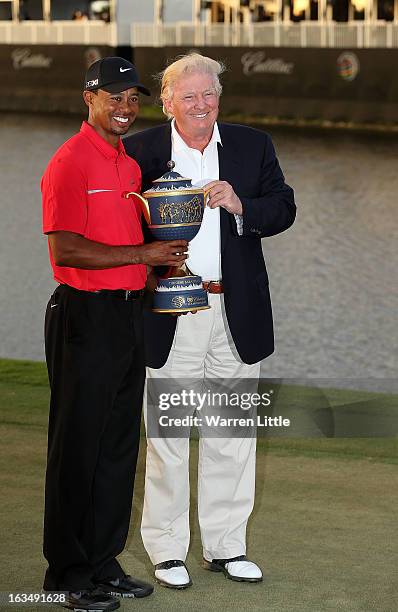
[[171, 119, 222, 281]]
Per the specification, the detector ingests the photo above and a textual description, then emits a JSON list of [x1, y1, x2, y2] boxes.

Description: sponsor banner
[[1, 44, 398, 122], [0, 45, 119, 113], [134, 46, 398, 123]]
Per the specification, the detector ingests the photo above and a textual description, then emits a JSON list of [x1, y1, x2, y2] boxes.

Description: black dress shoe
[[96, 575, 154, 599], [62, 588, 120, 611], [203, 555, 263, 583]]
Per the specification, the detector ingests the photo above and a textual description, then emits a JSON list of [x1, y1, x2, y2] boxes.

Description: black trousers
[[43, 284, 145, 591]]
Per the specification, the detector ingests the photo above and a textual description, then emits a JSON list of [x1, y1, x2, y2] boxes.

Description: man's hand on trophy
[[204, 180, 243, 215], [135, 240, 188, 266]]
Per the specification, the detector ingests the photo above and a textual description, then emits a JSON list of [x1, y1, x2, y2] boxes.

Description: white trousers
[[141, 293, 261, 564]]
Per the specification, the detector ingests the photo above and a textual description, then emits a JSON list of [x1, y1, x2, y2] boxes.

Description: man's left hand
[[204, 181, 243, 215]]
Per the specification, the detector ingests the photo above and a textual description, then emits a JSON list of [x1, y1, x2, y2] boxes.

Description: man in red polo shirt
[[41, 57, 188, 612]]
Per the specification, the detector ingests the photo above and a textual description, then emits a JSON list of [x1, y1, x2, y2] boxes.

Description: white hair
[[158, 52, 225, 118]]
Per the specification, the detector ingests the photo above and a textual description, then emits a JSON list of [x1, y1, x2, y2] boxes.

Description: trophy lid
[[145, 161, 193, 192]]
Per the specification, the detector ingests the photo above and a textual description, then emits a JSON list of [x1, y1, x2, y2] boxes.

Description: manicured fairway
[[0, 359, 397, 612]]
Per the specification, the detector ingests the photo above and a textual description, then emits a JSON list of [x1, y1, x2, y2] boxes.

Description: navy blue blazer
[[124, 122, 296, 367]]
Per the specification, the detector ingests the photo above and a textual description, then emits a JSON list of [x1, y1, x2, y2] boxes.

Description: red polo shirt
[[41, 121, 146, 291]]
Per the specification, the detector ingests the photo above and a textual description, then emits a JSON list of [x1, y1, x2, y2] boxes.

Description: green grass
[[0, 358, 49, 386], [0, 359, 397, 611], [1, 358, 396, 462]]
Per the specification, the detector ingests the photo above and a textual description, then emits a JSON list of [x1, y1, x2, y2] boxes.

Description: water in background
[[0, 113, 397, 390]]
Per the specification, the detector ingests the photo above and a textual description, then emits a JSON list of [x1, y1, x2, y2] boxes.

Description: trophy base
[[152, 275, 210, 314], [152, 305, 211, 314]]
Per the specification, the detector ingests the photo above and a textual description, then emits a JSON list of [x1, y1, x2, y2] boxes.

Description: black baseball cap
[[84, 56, 150, 96]]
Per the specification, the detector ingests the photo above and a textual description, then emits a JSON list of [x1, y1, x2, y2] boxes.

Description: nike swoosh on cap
[[120, 67, 133, 72], [87, 189, 116, 195]]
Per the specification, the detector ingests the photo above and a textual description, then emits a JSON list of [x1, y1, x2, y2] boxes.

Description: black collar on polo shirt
[[80, 121, 126, 160]]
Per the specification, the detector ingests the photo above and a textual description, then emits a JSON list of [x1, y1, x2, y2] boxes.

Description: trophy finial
[[167, 160, 176, 171]]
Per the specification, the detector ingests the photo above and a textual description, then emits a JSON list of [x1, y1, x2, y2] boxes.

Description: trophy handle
[[123, 191, 151, 224], [203, 186, 211, 207]]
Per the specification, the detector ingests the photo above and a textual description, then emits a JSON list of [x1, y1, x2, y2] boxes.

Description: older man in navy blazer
[[124, 52, 295, 590]]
